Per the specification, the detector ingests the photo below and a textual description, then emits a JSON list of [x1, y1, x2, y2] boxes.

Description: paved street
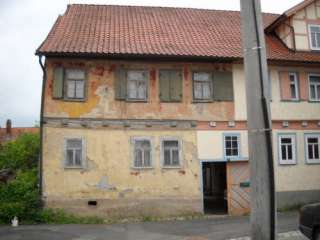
[[0, 212, 307, 240]]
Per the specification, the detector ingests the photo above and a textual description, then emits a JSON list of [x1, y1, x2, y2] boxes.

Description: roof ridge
[[66, 3, 280, 15]]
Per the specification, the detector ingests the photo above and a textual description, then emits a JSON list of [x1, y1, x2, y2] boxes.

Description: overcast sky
[[0, 0, 302, 127]]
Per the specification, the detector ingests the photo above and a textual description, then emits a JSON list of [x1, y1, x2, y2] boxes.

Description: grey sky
[[0, 0, 302, 127]]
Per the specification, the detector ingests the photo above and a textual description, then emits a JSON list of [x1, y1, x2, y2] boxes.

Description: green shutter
[[115, 68, 127, 100], [53, 67, 64, 99], [212, 72, 234, 101], [159, 70, 171, 102], [170, 70, 183, 102]]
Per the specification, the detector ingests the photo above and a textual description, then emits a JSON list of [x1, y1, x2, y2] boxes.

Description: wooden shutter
[[159, 70, 171, 102], [170, 70, 183, 102], [115, 68, 127, 100], [212, 72, 234, 101], [53, 67, 64, 99], [279, 71, 291, 100]]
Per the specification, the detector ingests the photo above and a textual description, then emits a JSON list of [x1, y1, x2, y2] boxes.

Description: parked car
[[299, 203, 320, 239]]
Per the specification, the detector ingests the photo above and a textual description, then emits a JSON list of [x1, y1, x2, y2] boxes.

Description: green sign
[[240, 181, 250, 188]]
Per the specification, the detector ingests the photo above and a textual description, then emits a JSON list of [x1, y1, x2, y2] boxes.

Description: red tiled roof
[[36, 4, 320, 63], [0, 128, 39, 143]]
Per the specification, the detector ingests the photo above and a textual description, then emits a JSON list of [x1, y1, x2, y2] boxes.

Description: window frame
[[63, 137, 86, 169], [277, 133, 297, 165], [308, 73, 320, 102], [131, 137, 154, 169], [304, 133, 320, 164], [288, 72, 299, 101], [64, 69, 87, 102], [192, 71, 213, 102], [160, 137, 183, 168], [126, 70, 149, 102], [223, 133, 241, 160], [308, 24, 320, 50]]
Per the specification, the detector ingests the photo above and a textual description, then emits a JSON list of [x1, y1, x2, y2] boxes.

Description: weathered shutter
[[115, 68, 127, 100], [159, 70, 171, 102], [170, 70, 183, 102], [279, 71, 291, 100], [212, 72, 234, 101], [53, 67, 64, 99]]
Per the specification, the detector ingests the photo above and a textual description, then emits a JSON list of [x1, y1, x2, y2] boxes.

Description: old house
[[36, 0, 320, 218]]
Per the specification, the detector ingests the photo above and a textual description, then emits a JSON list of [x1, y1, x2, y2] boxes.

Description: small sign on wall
[[240, 181, 250, 188]]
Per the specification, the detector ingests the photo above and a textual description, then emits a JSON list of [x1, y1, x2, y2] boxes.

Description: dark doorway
[[202, 162, 228, 214]]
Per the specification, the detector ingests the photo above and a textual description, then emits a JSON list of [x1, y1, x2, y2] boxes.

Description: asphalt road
[[0, 212, 306, 240]]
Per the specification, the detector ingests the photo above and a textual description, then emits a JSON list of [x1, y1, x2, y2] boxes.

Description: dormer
[[266, 0, 320, 51]]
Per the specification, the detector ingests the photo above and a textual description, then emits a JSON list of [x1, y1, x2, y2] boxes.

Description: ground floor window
[[161, 138, 182, 167], [305, 134, 320, 164], [132, 137, 152, 168], [278, 134, 296, 165], [65, 138, 85, 168], [224, 134, 240, 159]]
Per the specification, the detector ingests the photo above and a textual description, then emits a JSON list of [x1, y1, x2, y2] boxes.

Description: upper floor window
[[309, 25, 320, 50], [159, 70, 183, 102], [161, 138, 182, 167], [289, 72, 299, 100], [305, 134, 320, 164], [309, 74, 320, 101], [192, 71, 233, 102], [278, 134, 296, 165], [132, 138, 152, 168], [52, 67, 86, 101], [115, 69, 148, 101], [224, 134, 240, 159], [65, 69, 86, 100], [65, 138, 85, 168]]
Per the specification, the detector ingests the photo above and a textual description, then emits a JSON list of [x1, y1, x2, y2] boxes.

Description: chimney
[[6, 119, 12, 135]]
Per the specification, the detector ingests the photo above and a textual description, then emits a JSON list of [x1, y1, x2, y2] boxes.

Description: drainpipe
[[38, 55, 46, 201]]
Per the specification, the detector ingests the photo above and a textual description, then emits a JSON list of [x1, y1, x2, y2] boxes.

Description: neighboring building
[[0, 119, 39, 144], [36, 0, 320, 218]]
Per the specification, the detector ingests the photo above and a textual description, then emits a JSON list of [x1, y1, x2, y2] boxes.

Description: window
[[127, 70, 148, 100], [65, 138, 84, 168], [132, 138, 152, 168], [278, 134, 296, 165], [65, 69, 86, 100], [289, 73, 299, 100], [193, 72, 212, 101], [309, 25, 320, 50], [305, 134, 320, 164], [309, 75, 320, 101], [159, 70, 183, 102], [224, 134, 240, 159], [161, 138, 181, 167]]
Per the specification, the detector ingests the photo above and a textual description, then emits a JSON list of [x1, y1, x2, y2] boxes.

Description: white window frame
[[305, 134, 320, 164], [278, 134, 297, 165], [192, 72, 213, 101], [64, 69, 86, 100], [131, 137, 153, 169], [223, 133, 241, 160], [289, 72, 299, 100], [64, 138, 86, 168], [126, 70, 148, 101], [160, 137, 182, 168], [308, 24, 320, 50], [308, 73, 320, 102]]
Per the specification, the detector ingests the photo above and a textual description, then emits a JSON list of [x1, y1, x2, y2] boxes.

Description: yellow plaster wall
[[273, 129, 320, 192], [44, 59, 234, 121], [43, 126, 201, 201]]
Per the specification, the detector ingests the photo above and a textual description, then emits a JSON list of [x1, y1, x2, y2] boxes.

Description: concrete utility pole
[[240, 0, 276, 240]]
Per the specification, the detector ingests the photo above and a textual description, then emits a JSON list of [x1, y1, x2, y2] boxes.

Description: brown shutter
[[212, 71, 234, 101], [279, 71, 291, 100], [159, 70, 171, 102], [115, 68, 127, 100], [299, 72, 308, 101], [170, 70, 183, 102], [53, 67, 64, 99]]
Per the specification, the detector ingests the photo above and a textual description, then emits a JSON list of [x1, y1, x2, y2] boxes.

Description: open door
[[202, 162, 228, 214]]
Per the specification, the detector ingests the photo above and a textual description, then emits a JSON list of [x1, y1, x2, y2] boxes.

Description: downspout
[[38, 55, 46, 201]]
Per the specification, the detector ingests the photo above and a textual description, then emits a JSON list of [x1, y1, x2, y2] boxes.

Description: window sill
[[126, 99, 148, 103], [161, 165, 182, 169], [64, 166, 84, 169], [131, 167, 154, 170], [192, 100, 214, 103], [306, 160, 320, 165], [308, 100, 320, 103], [63, 98, 86, 102], [280, 99, 301, 102], [278, 162, 297, 166]]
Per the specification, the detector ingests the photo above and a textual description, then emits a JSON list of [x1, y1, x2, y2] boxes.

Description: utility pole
[[240, 0, 276, 240]]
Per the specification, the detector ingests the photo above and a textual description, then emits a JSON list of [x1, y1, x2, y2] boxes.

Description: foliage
[[0, 133, 40, 170]]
